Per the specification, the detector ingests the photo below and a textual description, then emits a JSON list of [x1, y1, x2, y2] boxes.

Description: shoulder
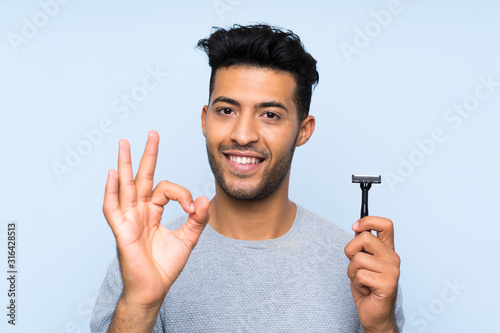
[[164, 214, 188, 230], [295, 205, 354, 250]]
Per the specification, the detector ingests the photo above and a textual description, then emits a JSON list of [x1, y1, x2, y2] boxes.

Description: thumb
[[176, 196, 210, 248], [191, 196, 210, 229]]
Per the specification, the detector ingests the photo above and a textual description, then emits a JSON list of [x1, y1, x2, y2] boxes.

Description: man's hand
[[103, 131, 210, 332], [344, 216, 401, 333]]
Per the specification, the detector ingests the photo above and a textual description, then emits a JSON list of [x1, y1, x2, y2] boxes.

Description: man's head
[[198, 24, 318, 201], [197, 24, 319, 123]]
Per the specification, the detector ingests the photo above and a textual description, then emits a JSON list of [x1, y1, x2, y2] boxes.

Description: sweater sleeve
[[90, 256, 165, 333], [395, 284, 405, 332], [90, 256, 122, 332]]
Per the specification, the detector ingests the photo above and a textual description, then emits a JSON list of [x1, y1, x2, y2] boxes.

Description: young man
[[91, 24, 404, 332]]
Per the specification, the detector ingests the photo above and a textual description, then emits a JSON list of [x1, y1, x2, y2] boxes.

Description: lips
[[226, 154, 263, 165], [222, 151, 266, 174]]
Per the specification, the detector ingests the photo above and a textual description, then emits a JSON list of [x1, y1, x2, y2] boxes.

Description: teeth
[[229, 155, 261, 165]]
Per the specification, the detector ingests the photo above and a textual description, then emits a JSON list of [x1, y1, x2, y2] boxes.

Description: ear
[[295, 115, 315, 147], [201, 105, 208, 137]]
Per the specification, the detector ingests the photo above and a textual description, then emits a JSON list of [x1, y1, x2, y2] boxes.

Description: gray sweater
[[91, 205, 404, 332]]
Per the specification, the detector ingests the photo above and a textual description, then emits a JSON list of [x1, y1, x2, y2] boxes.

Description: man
[[91, 24, 404, 332]]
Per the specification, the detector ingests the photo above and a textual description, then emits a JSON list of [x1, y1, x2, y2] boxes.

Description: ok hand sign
[[103, 131, 210, 314]]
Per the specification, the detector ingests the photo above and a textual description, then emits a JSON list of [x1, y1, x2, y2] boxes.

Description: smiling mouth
[[225, 154, 264, 165]]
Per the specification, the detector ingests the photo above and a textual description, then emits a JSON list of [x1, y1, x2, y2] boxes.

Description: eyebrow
[[211, 96, 289, 113], [257, 101, 288, 113], [211, 96, 240, 107]]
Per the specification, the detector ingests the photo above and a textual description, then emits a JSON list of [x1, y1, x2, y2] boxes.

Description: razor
[[352, 175, 381, 218]]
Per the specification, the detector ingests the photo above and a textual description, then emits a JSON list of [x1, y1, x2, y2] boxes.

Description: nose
[[230, 113, 259, 146]]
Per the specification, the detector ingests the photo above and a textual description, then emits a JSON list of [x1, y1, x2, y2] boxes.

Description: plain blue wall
[[1, 1, 499, 332]]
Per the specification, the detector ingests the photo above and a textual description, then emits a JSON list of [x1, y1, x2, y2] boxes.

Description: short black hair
[[197, 23, 319, 122]]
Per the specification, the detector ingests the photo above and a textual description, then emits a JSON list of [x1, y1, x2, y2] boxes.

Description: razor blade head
[[352, 175, 382, 184]]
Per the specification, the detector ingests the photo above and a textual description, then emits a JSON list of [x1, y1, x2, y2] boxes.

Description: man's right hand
[[103, 131, 210, 331]]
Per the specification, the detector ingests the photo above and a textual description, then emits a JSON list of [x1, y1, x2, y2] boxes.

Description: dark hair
[[197, 24, 319, 122]]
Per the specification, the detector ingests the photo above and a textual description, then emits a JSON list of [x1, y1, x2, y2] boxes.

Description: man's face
[[201, 66, 313, 201]]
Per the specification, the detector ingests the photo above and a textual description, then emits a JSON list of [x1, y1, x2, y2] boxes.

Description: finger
[[351, 278, 371, 296], [353, 269, 399, 297], [353, 216, 395, 249], [135, 131, 159, 202], [151, 180, 195, 214], [184, 196, 210, 233], [103, 169, 125, 231], [345, 234, 401, 277], [176, 196, 210, 249], [345, 231, 395, 259], [118, 139, 137, 209], [347, 252, 386, 280], [190, 196, 210, 230], [352, 269, 378, 294]]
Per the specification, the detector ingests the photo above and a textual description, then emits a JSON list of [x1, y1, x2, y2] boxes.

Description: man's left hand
[[344, 216, 401, 333]]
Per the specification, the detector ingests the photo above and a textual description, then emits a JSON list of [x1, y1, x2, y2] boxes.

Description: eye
[[264, 112, 280, 119], [217, 107, 234, 115]]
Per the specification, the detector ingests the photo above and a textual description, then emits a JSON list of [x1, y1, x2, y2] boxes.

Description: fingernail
[[190, 203, 195, 212], [353, 221, 359, 229]]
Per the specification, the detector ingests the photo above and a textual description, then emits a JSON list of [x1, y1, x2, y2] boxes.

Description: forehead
[[210, 66, 297, 111]]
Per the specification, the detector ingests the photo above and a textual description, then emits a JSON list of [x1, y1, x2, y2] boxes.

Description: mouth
[[225, 154, 264, 165], [222, 151, 266, 175]]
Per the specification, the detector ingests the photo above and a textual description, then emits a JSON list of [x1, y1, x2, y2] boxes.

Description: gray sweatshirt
[[91, 205, 404, 332]]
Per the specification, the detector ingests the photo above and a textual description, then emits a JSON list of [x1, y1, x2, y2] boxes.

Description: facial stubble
[[206, 131, 299, 201]]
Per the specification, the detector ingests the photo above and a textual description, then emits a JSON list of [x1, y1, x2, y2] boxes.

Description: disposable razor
[[352, 175, 381, 218]]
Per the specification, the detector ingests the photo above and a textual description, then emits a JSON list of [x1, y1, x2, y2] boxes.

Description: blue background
[[1, 0, 499, 332]]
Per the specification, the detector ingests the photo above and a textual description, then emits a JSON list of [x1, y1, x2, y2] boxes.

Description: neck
[[208, 177, 297, 241]]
